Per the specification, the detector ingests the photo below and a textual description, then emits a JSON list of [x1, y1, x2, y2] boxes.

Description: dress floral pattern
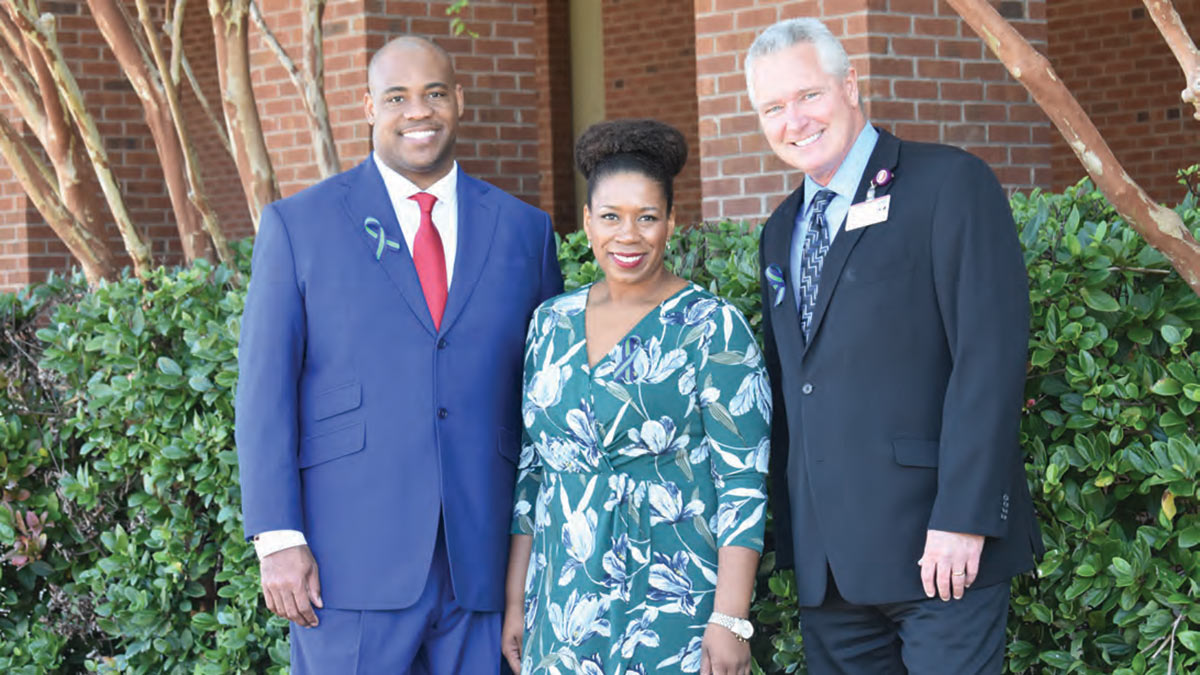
[[512, 283, 771, 674]]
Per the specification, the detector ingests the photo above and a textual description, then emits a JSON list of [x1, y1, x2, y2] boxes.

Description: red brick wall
[[602, 0, 703, 226], [0, 123, 37, 290], [1047, 0, 1200, 203], [695, 0, 1053, 222]]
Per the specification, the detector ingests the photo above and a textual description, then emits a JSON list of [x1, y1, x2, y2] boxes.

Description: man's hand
[[918, 529, 984, 601], [260, 544, 322, 627], [700, 624, 752, 675]]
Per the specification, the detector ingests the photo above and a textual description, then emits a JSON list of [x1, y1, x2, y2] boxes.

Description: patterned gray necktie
[[798, 189, 836, 338]]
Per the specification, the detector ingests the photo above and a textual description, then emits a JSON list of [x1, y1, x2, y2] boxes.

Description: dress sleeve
[[511, 307, 547, 536], [698, 302, 772, 551]]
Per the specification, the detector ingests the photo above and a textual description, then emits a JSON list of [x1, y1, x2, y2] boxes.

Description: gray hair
[[745, 18, 850, 104]]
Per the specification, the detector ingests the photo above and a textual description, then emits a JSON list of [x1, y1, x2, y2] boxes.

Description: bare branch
[[168, 0, 186, 84], [0, 115, 117, 284], [10, 1, 152, 277], [179, 52, 232, 156], [135, 0, 234, 269], [250, 0, 338, 178], [947, 0, 1200, 297], [1143, 0, 1200, 121]]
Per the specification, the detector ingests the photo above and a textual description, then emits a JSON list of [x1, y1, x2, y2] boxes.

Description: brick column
[[694, 0, 1053, 222]]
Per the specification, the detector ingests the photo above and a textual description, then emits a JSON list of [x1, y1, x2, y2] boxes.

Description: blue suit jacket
[[235, 158, 562, 611], [760, 130, 1043, 606]]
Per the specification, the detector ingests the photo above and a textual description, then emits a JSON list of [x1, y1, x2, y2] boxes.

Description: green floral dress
[[511, 283, 771, 675]]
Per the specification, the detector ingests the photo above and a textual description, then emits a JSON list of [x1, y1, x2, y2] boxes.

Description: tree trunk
[[210, 0, 279, 230], [946, 0, 1200, 297], [88, 0, 214, 264], [0, 116, 117, 284], [8, 1, 152, 278]]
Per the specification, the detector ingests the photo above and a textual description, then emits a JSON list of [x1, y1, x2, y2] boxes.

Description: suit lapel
[[802, 129, 901, 356], [342, 158, 437, 336], [439, 170, 498, 335], [762, 188, 807, 353]]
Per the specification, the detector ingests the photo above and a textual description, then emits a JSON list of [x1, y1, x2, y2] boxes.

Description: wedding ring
[[951, 571, 966, 576]]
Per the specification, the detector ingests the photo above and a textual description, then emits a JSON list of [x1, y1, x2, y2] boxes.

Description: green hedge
[[1, 181, 1198, 673]]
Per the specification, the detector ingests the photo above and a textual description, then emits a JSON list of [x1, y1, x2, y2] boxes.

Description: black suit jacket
[[760, 129, 1044, 606]]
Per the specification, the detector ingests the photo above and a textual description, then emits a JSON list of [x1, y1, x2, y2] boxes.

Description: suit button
[[437, 338, 447, 349], [802, 383, 814, 395], [438, 408, 448, 419]]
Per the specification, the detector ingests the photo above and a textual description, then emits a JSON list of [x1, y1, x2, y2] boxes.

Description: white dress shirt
[[252, 155, 461, 560]]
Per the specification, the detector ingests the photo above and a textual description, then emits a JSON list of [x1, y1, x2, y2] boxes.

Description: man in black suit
[[748, 18, 1043, 673]]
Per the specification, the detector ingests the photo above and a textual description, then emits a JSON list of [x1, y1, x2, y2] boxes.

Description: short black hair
[[575, 119, 688, 212]]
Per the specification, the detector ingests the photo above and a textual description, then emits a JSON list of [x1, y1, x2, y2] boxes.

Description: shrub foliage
[[1, 183, 1198, 673]]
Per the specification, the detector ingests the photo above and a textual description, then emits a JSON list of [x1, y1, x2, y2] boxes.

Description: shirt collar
[[802, 123, 879, 210], [373, 152, 459, 206]]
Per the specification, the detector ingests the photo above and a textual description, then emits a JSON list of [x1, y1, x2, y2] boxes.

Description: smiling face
[[750, 42, 865, 186], [584, 171, 676, 290], [364, 40, 464, 189]]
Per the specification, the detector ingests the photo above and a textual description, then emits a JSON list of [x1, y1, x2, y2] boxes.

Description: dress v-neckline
[[582, 282, 694, 370]]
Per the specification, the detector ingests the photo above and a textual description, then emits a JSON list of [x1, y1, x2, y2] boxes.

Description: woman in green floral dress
[[502, 120, 770, 675]]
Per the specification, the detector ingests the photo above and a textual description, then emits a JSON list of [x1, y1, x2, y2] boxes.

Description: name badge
[[846, 195, 890, 231]]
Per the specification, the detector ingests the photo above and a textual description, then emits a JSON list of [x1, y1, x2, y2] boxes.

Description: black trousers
[[800, 569, 1009, 675]]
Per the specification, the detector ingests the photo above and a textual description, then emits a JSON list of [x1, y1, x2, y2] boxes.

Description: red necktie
[[408, 192, 447, 329]]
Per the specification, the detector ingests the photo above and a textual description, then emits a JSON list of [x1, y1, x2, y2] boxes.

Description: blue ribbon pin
[[363, 217, 400, 260], [765, 264, 786, 307]]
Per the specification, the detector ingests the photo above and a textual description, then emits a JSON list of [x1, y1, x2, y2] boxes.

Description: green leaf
[[188, 375, 212, 392], [1162, 324, 1183, 344], [1179, 631, 1200, 653], [157, 357, 182, 376], [1178, 525, 1200, 548], [1151, 378, 1183, 396], [1080, 287, 1120, 312]]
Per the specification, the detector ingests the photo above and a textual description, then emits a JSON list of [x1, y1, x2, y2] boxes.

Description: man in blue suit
[[748, 19, 1042, 674], [235, 36, 562, 673]]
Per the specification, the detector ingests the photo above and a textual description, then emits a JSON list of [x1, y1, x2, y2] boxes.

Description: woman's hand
[[501, 603, 524, 674], [700, 623, 752, 675]]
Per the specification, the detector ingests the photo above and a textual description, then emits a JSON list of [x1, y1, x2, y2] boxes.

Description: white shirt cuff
[[252, 529, 307, 560]]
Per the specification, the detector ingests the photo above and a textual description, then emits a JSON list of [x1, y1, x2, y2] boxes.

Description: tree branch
[[0, 115, 117, 284], [135, 0, 234, 269], [946, 0, 1200, 297], [88, 0, 214, 263], [179, 51, 232, 157], [10, 0, 152, 278], [249, 0, 337, 178], [1143, 0, 1200, 121]]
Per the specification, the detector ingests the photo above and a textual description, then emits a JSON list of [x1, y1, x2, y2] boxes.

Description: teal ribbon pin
[[363, 217, 400, 260], [765, 264, 787, 307]]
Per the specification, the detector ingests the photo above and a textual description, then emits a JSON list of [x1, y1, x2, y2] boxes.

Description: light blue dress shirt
[[790, 124, 880, 310]]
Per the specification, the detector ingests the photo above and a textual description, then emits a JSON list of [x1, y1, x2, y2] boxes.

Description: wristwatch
[[708, 611, 754, 641]]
